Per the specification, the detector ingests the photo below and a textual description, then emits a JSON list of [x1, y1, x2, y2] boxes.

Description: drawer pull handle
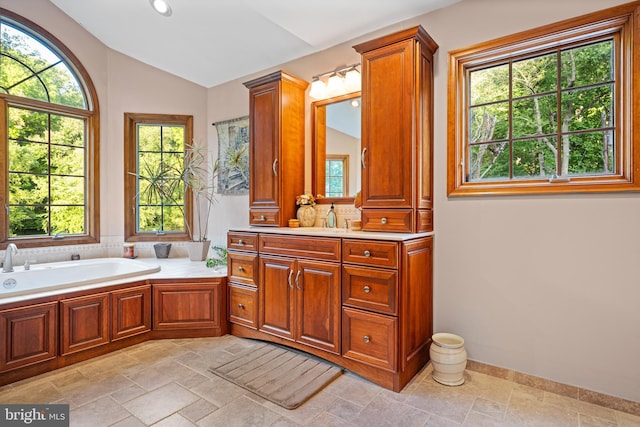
[[260, 215, 265, 221], [288, 270, 294, 289], [238, 303, 244, 309], [272, 158, 278, 176], [363, 285, 371, 293], [363, 335, 370, 343], [361, 147, 367, 169], [295, 270, 302, 290], [381, 217, 388, 225], [364, 250, 371, 257], [238, 239, 244, 245], [238, 266, 244, 272]]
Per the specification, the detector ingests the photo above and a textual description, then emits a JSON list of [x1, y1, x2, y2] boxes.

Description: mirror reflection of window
[[325, 155, 349, 197], [312, 92, 361, 203]]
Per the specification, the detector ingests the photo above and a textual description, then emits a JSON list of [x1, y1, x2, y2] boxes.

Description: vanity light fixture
[[309, 63, 360, 99], [150, 0, 172, 16]]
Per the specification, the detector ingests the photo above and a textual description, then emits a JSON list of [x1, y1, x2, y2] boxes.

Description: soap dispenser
[[326, 203, 337, 228]]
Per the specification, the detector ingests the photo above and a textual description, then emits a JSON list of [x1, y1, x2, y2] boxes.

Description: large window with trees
[[0, 9, 99, 246], [124, 113, 193, 242], [447, 4, 640, 196]]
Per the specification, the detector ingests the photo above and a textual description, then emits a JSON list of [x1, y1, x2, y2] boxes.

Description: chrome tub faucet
[[3, 243, 18, 273]]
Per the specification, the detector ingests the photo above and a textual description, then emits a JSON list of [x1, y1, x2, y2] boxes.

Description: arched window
[[0, 9, 99, 247]]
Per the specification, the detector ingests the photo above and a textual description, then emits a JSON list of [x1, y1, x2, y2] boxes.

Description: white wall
[[207, 0, 639, 402], [4, 0, 638, 402]]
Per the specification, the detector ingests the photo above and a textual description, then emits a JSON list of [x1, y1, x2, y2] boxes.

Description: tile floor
[[0, 335, 638, 427]]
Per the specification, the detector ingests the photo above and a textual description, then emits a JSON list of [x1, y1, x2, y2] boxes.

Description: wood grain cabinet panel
[[0, 302, 58, 372], [152, 281, 222, 330], [342, 265, 397, 315], [342, 307, 397, 371], [111, 285, 151, 341], [228, 252, 258, 287], [355, 26, 437, 233], [229, 284, 258, 329], [258, 253, 341, 354], [244, 71, 308, 227], [60, 293, 110, 355]]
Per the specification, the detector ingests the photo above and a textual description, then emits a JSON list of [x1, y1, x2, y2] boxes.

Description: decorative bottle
[[327, 203, 337, 228]]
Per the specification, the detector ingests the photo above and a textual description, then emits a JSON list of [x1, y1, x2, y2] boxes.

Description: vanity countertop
[[230, 226, 434, 241]]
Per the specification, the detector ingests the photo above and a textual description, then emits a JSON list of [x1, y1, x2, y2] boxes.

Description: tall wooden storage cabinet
[[354, 26, 438, 233], [243, 71, 308, 227]]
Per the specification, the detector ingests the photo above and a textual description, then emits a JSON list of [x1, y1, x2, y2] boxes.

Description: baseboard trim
[[466, 360, 640, 417]]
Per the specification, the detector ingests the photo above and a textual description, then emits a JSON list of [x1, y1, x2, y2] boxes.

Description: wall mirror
[[312, 92, 361, 204]]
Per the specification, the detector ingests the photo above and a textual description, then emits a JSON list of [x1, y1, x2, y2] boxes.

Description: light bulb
[[344, 68, 361, 92], [309, 79, 327, 99], [327, 73, 344, 96]]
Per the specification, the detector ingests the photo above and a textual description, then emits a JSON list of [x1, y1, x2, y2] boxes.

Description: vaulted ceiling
[[49, 0, 458, 88]]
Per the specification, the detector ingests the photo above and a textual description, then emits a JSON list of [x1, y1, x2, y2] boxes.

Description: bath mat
[[208, 341, 343, 409]]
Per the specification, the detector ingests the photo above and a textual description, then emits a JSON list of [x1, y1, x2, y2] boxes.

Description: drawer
[[342, 265, 397, 315], [228, 253, 258, 287], [227, 232, 258, 252], [342, 307, 397, 371], [228, 284, 258, 329], [259, 234, 340, 262], [361, 209, 412, 233], [342, 239, 398, 268], [249, 209, 279, 226], [417, 209, 433, 232]]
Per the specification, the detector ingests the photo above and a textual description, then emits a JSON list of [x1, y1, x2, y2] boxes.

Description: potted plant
[[181, 143, 219, 260], [132, 142, 218, 260]]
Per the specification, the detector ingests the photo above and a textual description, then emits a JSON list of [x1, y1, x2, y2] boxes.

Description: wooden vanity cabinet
[[259, 234, 341, 354], [244, 71, 308, 227], [354, 26, 437, 233], [0, 301, 58, 372], [228, 229, 433, 392]]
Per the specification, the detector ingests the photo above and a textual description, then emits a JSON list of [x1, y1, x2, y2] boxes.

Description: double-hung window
[[447, 4, 640, 195]]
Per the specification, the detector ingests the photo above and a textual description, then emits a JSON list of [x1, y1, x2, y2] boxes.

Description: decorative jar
[[430, 332, 467, 386], [296, 205, 316, 227]]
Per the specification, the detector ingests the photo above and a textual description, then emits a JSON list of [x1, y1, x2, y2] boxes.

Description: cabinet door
[[152, 281, 221, 330], [61, 293, 110, 355], [259, 255, 295, 341], [249, 80, 279, 212], [111, 284, 151, 341], [360, 39, 414, 208], [296, 260, 341, 354], [0, 302, 57, 372]]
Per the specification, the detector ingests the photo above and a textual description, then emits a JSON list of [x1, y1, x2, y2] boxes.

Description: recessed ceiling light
[[150, 0, 172, 17]]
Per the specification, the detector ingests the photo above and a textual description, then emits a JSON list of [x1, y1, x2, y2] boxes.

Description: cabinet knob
[[238, 303, 244, 309], [260, 215, 265, 221], [363, 285, 371, 293], [238, 266, 244, 272], [364, 250, 371, 257], [363, 335, 370, 343], [238, 239, 244, 245], [381, 217, 388, 225]]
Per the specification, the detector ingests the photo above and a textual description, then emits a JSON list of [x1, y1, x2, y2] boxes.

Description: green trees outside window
[[468, 40, 613, 182], [0, 10, 98, 246], [448, 4, 640, 196]]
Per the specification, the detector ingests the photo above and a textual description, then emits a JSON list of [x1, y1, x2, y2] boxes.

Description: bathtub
[[0, 258, 161, 299]]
